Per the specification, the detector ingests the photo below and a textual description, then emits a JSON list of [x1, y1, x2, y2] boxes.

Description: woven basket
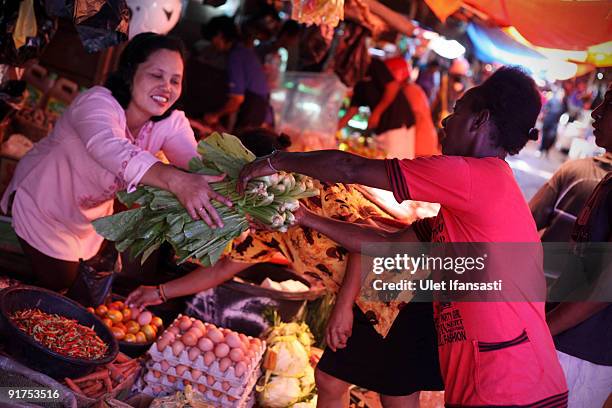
[[13, 108, 52, 142]]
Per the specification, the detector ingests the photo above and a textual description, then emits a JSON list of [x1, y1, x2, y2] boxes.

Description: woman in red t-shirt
[[239, 66, 568, 407]]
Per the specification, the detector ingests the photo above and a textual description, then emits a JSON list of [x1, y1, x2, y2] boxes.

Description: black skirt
[[317, 302, 444, 396]]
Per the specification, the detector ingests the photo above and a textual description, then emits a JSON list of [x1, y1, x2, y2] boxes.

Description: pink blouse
[[0, 86, 198, 261]]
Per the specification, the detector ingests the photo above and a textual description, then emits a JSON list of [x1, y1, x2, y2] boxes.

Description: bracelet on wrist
[[267, 150, 279, 172], [158, 284, 168, 302]]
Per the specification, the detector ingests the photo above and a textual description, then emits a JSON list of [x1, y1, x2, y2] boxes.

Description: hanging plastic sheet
[[73, 0, 129, 53], [332, 20, 370, 87], [299, 21, 371, 87], [45, 0, 129, 53], [0, 0, 57, 66]]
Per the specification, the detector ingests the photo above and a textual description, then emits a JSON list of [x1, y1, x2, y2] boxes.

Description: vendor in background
[[255, 20, 301, 88], [202, 16, 273, 132], [431, 58, 470, 128], [127, 128, 443, 408], [254, 20, 300, 64], [338, 57, 417, 159], [416, 60, 440, 105], [398, 59, 440, 157], [538, 85, 566, 156], [530, 86, 611, 243], [0, 33, 231, 291]]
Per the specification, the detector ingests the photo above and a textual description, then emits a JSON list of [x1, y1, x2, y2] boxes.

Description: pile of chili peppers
[[11, 309, 108, 360]]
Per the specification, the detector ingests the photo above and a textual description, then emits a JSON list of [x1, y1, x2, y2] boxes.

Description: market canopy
[[467, 21, 593, 80], [424, 0, 612, 51], [466, 21, 545, 66]]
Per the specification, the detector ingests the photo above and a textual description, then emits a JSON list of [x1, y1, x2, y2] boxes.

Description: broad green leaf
[[92, 208, 144, 241], [117, 189, 148, 207]]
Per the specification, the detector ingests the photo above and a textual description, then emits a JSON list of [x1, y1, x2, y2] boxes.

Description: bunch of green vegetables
[[92, 132, 318, 266]]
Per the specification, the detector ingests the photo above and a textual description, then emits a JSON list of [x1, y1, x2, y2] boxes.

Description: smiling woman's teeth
[[152, 95, 168, 103]]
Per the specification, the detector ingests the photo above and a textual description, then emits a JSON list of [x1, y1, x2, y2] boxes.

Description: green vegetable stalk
[[93, 132, 318, 266]]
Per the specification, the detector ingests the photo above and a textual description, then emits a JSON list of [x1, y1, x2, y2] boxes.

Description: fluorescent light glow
[[422, 30, 438, 40], [348, 119, 367, 130], [368, 48, 386, 58], [430, 37, 466, 59], [300, 102, 321, 113]]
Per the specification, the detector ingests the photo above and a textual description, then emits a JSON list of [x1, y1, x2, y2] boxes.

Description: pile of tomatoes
[[87, 300, 163, 344]]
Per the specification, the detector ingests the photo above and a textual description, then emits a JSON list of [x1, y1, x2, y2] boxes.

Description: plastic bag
[[44, 0, 129, 53], [298, 25, 334, 70], [73, 0, 130, 53], [66, 241, 120, 307], [13, 0, 37, 50], [291, 0, 344, 27], [332, 20, 370, 87]]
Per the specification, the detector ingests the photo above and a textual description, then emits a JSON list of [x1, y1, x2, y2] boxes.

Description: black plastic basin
[[0, 285, 118, 379]]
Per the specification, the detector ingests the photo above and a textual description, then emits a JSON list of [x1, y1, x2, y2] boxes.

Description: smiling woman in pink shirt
[[0, 33, 232, 290]]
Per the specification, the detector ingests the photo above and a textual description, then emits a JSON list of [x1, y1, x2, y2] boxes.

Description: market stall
[[0, 0, 609, 407]]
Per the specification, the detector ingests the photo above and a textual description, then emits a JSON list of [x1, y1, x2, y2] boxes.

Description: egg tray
[[141, 371, 257, 408], [145, 360, 261, 398], [147, 340, 264, 387], [147, 316, 266, 387]]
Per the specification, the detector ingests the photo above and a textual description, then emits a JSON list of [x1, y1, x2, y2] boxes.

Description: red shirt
[[386, 156, 568, 407]]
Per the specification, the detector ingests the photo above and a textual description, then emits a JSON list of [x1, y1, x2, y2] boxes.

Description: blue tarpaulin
[[467, 21, 546, 68]]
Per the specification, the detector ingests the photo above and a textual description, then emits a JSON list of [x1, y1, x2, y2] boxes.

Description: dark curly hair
[[470, 66, 542, 155], [201, 16, 240, 42], [237, 127, 292, 157], [104, 33, 186, 122]]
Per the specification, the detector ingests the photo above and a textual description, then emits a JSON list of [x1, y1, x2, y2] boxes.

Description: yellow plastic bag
[[13, 0, 37, 50]]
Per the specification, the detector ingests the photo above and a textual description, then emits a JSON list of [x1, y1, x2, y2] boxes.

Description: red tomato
[[110, 326, 126, 340]]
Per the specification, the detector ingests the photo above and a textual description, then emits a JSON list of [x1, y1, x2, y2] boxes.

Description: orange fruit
[[135, 332, 147, 343], [151, 316, 163, 329], [141, 324, 156, 341], [86, 307, 95, 314], [107, 309, 123, 324], [121, 308, 132, 322], [124, 333, 136, 343], [102, 318, 113, 328], [108, 301, 124, 310], [114, 322, 127, 333], [95, 305, 108, 316], [125, 321, 140, 335], [110, 326, 126, 340]]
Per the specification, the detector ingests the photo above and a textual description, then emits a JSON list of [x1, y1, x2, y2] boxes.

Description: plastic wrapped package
[[270, 72, 346, 152], [291, 0, 344, 27], [45, 0, 129, 53]]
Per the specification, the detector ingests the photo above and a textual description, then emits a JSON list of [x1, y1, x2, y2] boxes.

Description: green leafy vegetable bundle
[[92, 133, 319, 266]]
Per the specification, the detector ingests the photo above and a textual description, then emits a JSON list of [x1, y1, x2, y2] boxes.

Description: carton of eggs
[[143, 315, 265, 407]]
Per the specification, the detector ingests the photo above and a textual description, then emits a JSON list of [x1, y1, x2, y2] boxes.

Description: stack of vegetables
[[258, 322, 317, 408], [142, 315, 265, 407], [93, 133, 319, 267], [64, 353, 140, 400]]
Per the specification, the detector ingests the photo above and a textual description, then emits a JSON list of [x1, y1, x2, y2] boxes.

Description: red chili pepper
[[10, 309, 108, 359]]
